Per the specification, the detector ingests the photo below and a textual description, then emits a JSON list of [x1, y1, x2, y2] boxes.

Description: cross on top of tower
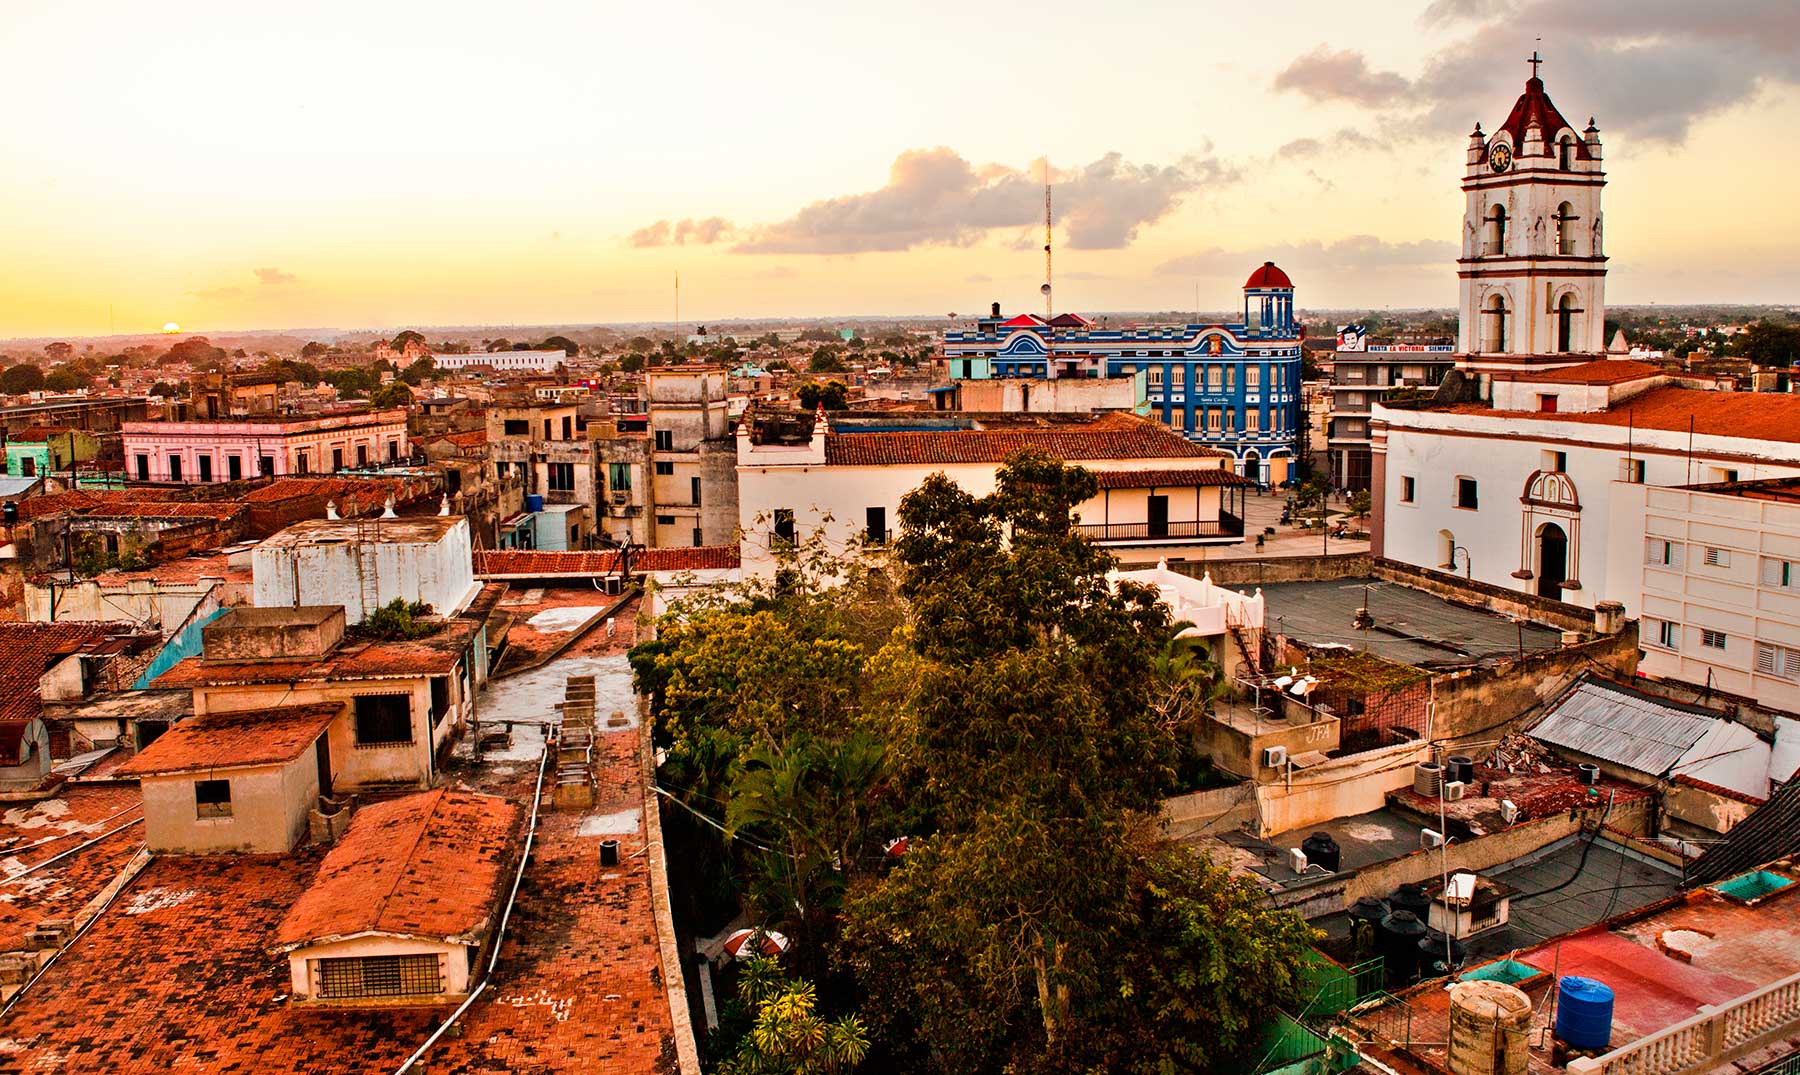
[[1528, 49, 1543, 80]]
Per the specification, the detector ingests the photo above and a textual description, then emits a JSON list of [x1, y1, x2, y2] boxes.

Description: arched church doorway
[[1536, 522, 1568, 598]]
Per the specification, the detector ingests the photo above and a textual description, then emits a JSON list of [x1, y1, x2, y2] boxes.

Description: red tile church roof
[[1495, 77, 1592, 159], [1244, 261, 1293, 289]]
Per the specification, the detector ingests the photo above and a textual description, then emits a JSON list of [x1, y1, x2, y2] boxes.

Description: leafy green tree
[[541, 335, 580, 357], [1350, 489, 1372, 530], [716, 957, 869, 1075], [809, 347, 847, 374], [1736, 320, 1800, 367], [370, 381, 413, 408], [390, 329, 427, 351], [361, 598, 433, 640], [0, 363, 44, 394], [618, 353, 646, 374], [486, 338, 512, 353], [300, 341, 329, 359], [149, 381, 181, 398], [162, 336, 227, 366], [326, 367, 377, 398], [628, 335, 654, 353], [795, 380, 849, 411], [43, 367, 82, 392], [398, 356, 439, 385]]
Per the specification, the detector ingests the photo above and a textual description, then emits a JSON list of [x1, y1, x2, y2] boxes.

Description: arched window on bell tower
[[1553, 202, 1578, 255], [1556, 292, 1582, 352], [1558, 135, 1576, 171], [1485, 205, 1507, 256], [1484, 294, 1510, 353]]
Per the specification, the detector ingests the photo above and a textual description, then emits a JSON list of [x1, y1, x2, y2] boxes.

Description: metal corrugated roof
[[1528, 677, 1716, 775]]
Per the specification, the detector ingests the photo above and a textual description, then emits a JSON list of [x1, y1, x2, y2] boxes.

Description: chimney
[[991, 302, 1001, 318], [1594, 600, 1626, 636]]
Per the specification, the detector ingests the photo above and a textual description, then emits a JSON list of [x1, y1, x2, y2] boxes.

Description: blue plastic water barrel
[[1556, 976, 1614, 1050], [525, 494, 545, 512]]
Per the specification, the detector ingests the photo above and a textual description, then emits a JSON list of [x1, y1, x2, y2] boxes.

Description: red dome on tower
[[1244, 261, 1293, 289]]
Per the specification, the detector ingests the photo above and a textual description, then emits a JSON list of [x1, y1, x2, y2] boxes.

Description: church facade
[[1370, 61, 1800, 709]]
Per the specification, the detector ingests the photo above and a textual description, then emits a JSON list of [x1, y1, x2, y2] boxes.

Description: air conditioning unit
[[1500, 799, 1520, 825], [1288, 848, 1309, 874], [1443, 780, 1467, 802], [601, 576, 623, 596], [1421, 828, 1445, 849], [1263, 746, 1288, 769]]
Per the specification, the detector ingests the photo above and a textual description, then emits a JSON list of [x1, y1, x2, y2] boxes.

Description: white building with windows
[[736, 409, 1251, 577], [429, 349, 566, 373], [1611, 479, 1800, 713]]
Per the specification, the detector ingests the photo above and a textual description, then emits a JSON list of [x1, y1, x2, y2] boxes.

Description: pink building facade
[[120, 409, 409, 483]]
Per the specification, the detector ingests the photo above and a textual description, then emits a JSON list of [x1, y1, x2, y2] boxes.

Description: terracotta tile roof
[[275, 788, 520, 949], [1506, 359, 1665, 386], [444, 429, 486, 448], [9, 424, 77, 442], [474, 545, 740, 577], [115, 703, 342, 778], [0, 785, 143, 952], [1445, 385, 1800, 444], [84, 501, 247, 521], [822, 412, 1226, 466], [1091, 466, 1252, 489], [12, 489, 247, 522], [93, 551, 251, 585], [152, 618, 479, 689], [0, 621, 137, 726], [239, 476, 405, 504]]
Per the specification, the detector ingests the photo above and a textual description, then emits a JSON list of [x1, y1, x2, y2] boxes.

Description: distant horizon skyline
[[5, 2, 1797, 337], [3, 297, 1788, 349]]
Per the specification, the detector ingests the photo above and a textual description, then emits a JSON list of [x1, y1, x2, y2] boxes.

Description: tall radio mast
[[1041, 179, 1053, 319]]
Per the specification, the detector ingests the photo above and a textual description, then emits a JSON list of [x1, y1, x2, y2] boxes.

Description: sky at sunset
[[3, 1, 1797, 338]]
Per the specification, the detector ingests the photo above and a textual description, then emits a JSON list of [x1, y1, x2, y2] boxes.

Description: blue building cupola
[[1242, 261, 1296, 337]]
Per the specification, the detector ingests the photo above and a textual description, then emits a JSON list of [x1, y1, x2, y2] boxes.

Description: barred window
[[353, 694, 413, 747], [316, 954, 442, 999]]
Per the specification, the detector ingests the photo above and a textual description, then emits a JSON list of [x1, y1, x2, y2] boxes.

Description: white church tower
[[1456, 53, 1607, 370]]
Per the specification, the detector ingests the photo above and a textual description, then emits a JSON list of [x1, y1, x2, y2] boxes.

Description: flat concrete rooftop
[[1260, 578, 1562, 667]]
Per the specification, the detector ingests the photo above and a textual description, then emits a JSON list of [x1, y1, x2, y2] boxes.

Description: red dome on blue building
[[1245, 261, 1293, 289]]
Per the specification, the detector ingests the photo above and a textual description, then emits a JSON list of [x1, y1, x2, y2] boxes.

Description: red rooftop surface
[[1244, 261, 1293, 289], [8, 425, 76, 442], [1503, 358, 1665, 386], [475, 545, 740, 578], [1445, 385, 1800, 444], [1091, 466, 1253, 490], [1361, 869, 1800, 1075], [115, 703, 342, 778], [823, 411, 1228, 466], [0, 785, 143, 952], [276, 787, 520, 949], [0, 659, 684, 1074], [0, 621, 138, 727]]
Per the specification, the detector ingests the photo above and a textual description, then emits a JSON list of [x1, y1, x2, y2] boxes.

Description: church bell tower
[[1457, 53, 1607, 370]]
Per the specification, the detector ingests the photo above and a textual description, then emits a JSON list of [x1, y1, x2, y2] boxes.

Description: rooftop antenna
[[1041, 171, 1053, 320]]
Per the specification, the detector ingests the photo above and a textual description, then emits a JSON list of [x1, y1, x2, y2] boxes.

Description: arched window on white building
[[1483, 293, 1510, 353], [1484, 205, 1507, 256], [1553, 201, 1578, 256]]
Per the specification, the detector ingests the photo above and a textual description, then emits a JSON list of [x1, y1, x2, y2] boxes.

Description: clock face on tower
[[1488, 142, 1513, 173]]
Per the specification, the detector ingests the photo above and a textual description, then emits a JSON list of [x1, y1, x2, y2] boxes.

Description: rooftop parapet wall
[[202, 606, 346, 662]]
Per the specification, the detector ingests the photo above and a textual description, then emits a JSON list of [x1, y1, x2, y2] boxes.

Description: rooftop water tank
[[1418, 930, 1466, 979], [1301, 832, 1342, 873], [1390, 882, 1431, 920], [1448, 980, 1532, 1075], [525, 493, 545, 513], [1447, 755, 1475, 786], [1555, 976, 1615, 1052], [1379, 909, 1428, 987]]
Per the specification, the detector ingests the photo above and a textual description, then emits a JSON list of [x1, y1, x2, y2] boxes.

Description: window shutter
[[1758, 643, 1779, 676]]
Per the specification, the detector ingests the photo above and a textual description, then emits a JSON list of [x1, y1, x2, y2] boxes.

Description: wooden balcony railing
[[1075, 511, 1243, 543]]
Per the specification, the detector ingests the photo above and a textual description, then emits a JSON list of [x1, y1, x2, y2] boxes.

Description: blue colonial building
[[941, 262, 1305, 484]]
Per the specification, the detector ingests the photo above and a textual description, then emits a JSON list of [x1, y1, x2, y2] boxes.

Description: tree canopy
[[370, 381, 413, 408], [795, 380, 849, 411], [632, 450, 1314, 1075], [0, 363, 44, 394]]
